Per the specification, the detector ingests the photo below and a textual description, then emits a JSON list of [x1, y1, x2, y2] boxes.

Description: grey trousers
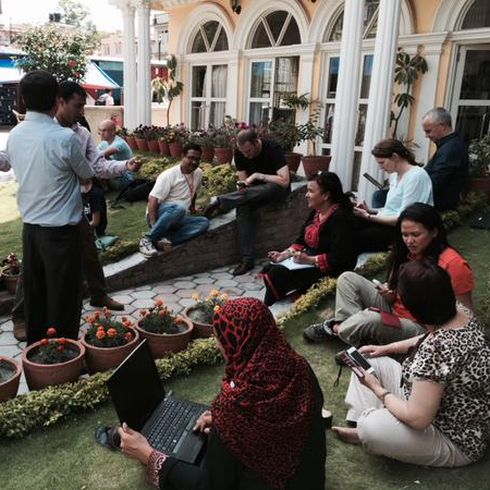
[[334, 271, 425, 346], [345, 357, 471, 467], [218, 183, 289, 262]]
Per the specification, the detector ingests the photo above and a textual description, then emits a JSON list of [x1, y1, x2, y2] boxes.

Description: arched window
[[250, 11, 301, 48], [325, 0, 380, 42], [191, 21, 229, 53], [461, 0, 490, 29]]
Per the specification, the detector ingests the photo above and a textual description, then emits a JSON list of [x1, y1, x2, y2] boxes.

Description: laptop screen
[[107, 339, 165, 431]]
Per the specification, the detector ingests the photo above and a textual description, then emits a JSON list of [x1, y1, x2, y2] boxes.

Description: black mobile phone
[[362, 172, 384, 190], [346, 347, 375, 374], [236, 181, 247, 189]]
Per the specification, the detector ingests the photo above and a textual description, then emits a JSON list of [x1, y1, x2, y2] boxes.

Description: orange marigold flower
[[209, 289, 220, 298], [58, 338, 67, 345], [46, 327, 57, 338], [124, 332, 133, 343], [158, 309, 167, 318], [220, 293, 229, 302], [107, 328, 117, 337], [139, 309, 147, 317], [191, 293, 200, 301], [96, 330, 106, 339], [155, 298, 164, 307], [123, 320, 133, 328], [175, 315, 185, 324], [40, 338, 49, 346], [94, 311, 101, 320], [213, 305, 221, 312], [121, 316, 128, 322]]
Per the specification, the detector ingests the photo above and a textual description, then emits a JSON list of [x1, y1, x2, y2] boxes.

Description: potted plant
[[22, 327, 85, 390], [183, 290, 229, 338], [0, 356, 22, 402], [267, 118, 304, 174], [1, 252, 22, 295], [213, 117, 242, 164], [133, 125, 150, 152], [147, 126, 161, 154], [192, 128, 215, 163], [167, 123, 189, 158], [466, 135, 490, 198], [158, 126, 170, 156], [125, 129, 138, 151], [81, 309, 140, 373], [135, 298, 193, 358], [298, 114, 331, 178]]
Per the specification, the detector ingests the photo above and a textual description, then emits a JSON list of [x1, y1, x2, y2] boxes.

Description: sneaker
[[139, 237, 158, 258], [204, 197, 220, 218], [303, 319, 337, 343], [156, 237, 173, 252]]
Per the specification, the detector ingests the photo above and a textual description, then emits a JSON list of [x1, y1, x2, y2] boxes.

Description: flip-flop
[[95, 425, 121, 450]]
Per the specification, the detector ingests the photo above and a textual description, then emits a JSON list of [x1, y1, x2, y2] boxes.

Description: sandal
[[95, 425, 121, 450]]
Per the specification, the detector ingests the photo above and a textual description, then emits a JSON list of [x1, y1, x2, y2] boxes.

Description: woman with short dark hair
[[332, 260, 490, 467], [262, 171, 357, 306]]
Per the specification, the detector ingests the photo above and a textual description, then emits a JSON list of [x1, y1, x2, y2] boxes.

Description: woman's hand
[[357, 368, 383, 393], [353, 206, 371, 220], [359, 344, 390, 358], [376, 282, 396, 304], [193, 410, 213, 434], [118, 423, 154, 465], [292, 252, 315, 265], [268, 250, 289, 263]]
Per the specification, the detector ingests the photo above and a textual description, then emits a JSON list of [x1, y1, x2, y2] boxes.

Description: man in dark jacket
[[422, 107, 468, 211]]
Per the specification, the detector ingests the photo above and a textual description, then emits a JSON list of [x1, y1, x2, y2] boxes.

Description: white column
[[227, 50, 242, 118], [136, 0, 151, 126], [111, 0, 137, 130], [357, 0, 401, 202], [329, 0, 365, 188]]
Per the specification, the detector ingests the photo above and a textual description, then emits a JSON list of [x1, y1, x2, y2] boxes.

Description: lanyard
[[182, 171, 195, 197]]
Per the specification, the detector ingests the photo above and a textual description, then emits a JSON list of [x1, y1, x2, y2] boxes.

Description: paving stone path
[[0, 260, 292, 396]]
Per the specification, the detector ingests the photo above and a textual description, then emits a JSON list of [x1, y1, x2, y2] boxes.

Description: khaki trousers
[[345, 357, 471, 467], [334, 271, 425, 346]]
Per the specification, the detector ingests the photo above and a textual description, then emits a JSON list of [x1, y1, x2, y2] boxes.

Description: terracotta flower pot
[[22, 339, 85, 391], [135, 317, 193, 358], [183, 306, 213, 339], [200, 147, 215, 163], [214, 147, 233, 165], [169, 142, 184, 158], [3, 273, 20, 295], [135, 137, 149, 152], [465, 177, 490, 200], [147, 139, 160, 154], [126, 135, 138, 151], [158, 140, 170, 156], [285, 152, 302, 174], [0, 357, 22, 402], [301, 155, 332, 179], [81, 329, 140, 374]]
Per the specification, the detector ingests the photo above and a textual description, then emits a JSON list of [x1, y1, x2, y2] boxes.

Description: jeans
[[109, 170, 135, 191], [147, 203, 209, 245]]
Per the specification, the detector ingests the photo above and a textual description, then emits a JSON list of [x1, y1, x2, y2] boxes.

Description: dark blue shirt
[[424, 132, 468, 211]]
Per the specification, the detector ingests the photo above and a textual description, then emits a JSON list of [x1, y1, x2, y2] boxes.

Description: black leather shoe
[[90, 295, 124, 311], [204, 198, 220, 218], [232, 261, 254, 276]]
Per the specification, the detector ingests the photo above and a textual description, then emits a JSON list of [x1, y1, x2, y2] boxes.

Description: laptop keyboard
[[147, 398, 205, 454]]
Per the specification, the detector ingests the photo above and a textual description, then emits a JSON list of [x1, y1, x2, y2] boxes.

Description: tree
[[16, 24, 93, 82], [162, 55, 184, 127]]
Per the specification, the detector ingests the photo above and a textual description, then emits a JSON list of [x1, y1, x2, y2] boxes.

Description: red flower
[[155, 298, 164, 307], [40, 338, 49, 346], [68, 59, 77, 68], [56, 345, 65, 352], [46, 327, 57, 338], [139, 309, 147, 317], [58, 338, 67, 345], [124, 332, 133, 343], [107, 328, 117, 337], [96, 330, 106, 340]]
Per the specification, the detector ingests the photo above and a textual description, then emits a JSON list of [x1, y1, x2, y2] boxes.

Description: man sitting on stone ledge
[[139, 143, 209, 258], [205, 129, 290, 275]]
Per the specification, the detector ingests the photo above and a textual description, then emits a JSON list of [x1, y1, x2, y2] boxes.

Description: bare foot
[[331, 426, 361, 445]]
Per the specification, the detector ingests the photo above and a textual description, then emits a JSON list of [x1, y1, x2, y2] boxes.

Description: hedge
[[0, 192, 487, 439]]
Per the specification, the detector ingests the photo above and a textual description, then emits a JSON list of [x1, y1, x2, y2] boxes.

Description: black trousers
[[219, 183, 289, 262], [354, 217, 395, 253], [23, 222, 83, 345]]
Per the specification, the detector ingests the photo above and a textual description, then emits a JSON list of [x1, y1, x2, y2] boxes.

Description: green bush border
[[0, 192, 487, 439]]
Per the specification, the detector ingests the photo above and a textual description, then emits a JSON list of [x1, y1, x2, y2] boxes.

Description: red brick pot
[[22, 339, 85, 391], [301, 155, 331, 179], [0, 357, 22, 402], [183, 306, 213, 339], [158, 139, 170, 156], [147, 140, 160, 154], [200, 147, 215, 163], [214, 147, 233, 165], [169, 142, 184, 158], [135, 317, 193, 358], [126, 135, 138, 151], [81, 329, 140, 374], [135, 137, 149, 152], [285, 152, 302, 174], [465, 177, 490, 200]]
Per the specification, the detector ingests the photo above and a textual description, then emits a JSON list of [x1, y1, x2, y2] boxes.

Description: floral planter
[[0, 357, 22, 402], [169, 142, 184, 158], [126, 135, 138, 151], [183, 306, 213, 339], [22, 339, 85, 391], [200, 147, 215, 163], [135, 317, 193, 358], [465, 177, 490, 200], [214, 147, 233, 165], [81, 329, 140, 374], [301, 155, 332, 179], [158, 140, 170, 156], [3, 273, 20, 295], [285, 152, 302, 174], [135, 137, 149, 152], [147, 139, 160, 154]]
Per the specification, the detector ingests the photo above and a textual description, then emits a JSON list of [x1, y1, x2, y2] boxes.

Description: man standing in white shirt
[[7, 71, 94, 345], [139, 144, 209, 257]]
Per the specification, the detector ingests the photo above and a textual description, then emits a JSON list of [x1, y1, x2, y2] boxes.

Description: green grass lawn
[[0, 224, 489, 489]]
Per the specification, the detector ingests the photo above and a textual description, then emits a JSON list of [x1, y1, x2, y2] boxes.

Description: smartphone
[[345, 347, 375, 374], [236, 181, 247, 189], [362, 172, 384, 190], [372, 278, 383, 290]]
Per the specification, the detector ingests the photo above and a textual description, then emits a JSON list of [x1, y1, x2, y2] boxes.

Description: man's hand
[[127, 157, 142, 173], [244, 172, 264, 186]]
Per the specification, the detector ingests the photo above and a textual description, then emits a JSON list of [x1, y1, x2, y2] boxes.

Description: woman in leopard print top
[[332, 260, 490, 467]]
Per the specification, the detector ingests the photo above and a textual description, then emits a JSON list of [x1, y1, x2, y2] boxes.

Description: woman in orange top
[[303, 203, 474, 346]]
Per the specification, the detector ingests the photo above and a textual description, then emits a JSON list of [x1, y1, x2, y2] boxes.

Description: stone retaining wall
[[104, 182, 309, 291]]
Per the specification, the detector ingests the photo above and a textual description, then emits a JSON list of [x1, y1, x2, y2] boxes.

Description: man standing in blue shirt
[[7, 71, 94, 344], [98, 119, 135, 190], [422, 107, 469, 211]]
